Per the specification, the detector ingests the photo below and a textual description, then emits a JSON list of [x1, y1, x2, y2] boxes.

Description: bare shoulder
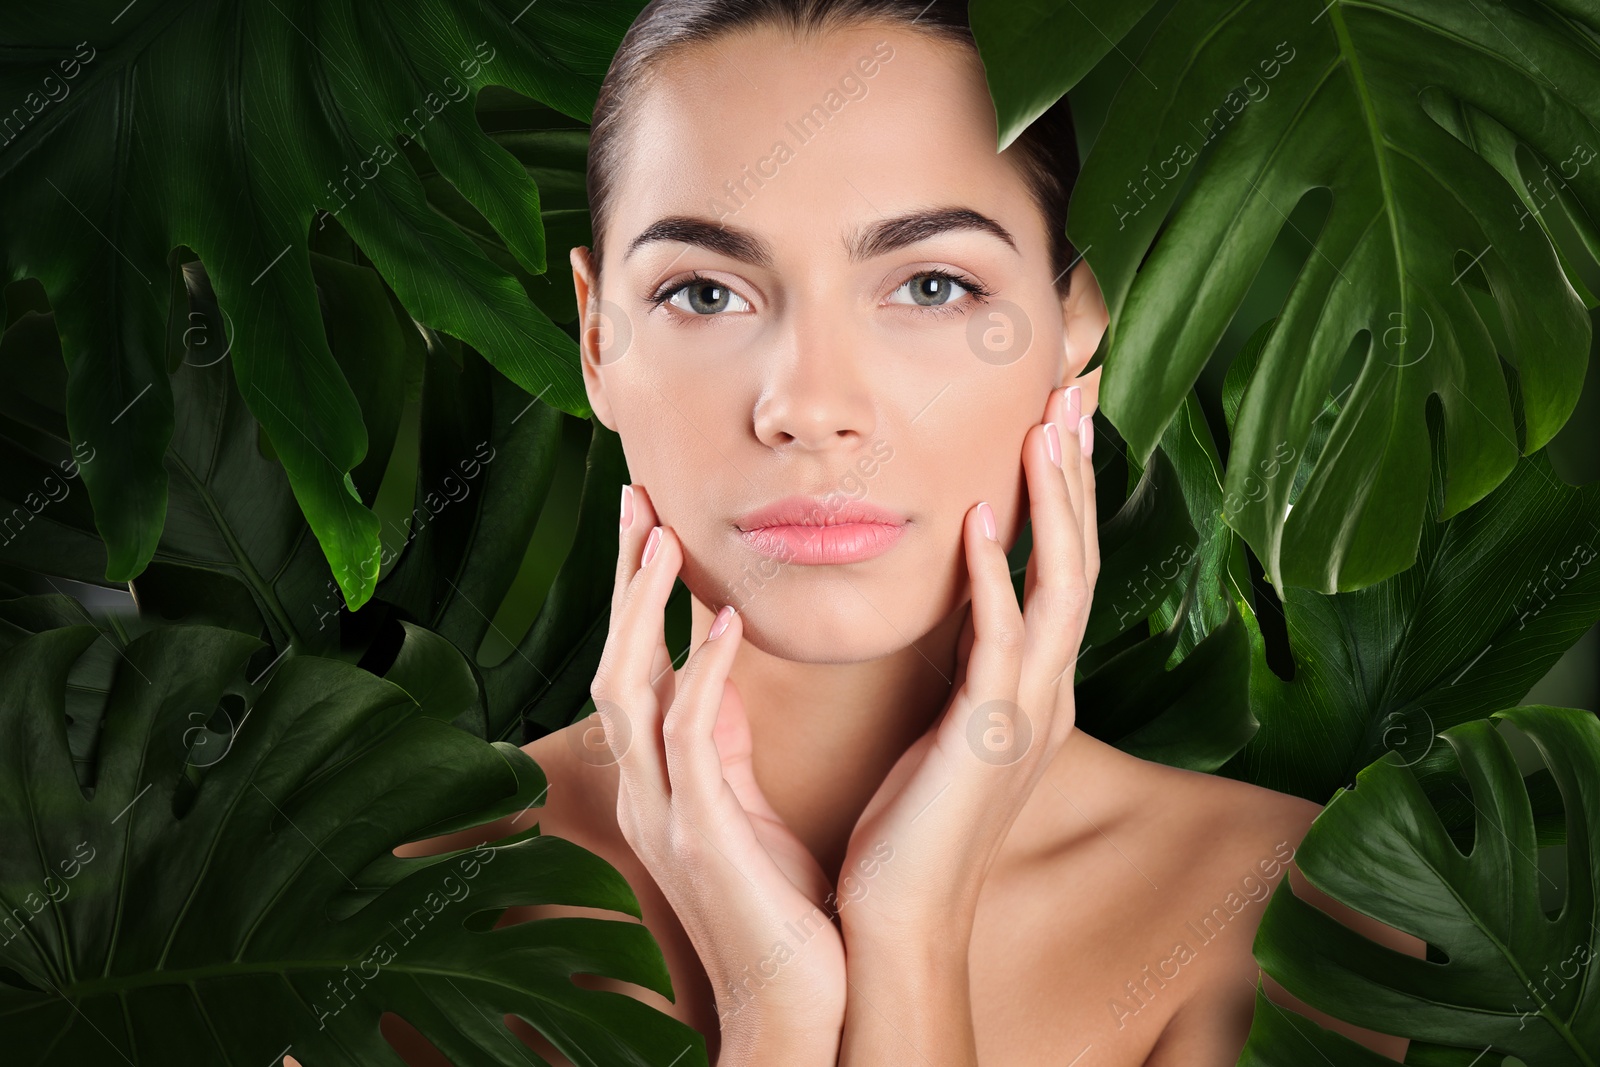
[[973, 746, 1330, 1063], [1135, 761, 1425, 1065], [519, 713, 626, 852]]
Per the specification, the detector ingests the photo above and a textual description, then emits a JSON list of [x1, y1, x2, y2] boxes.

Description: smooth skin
[[351, 17, 1428, 1067]]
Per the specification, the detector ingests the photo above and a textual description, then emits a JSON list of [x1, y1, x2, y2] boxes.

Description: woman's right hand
[[591, 483, 845, 1066]]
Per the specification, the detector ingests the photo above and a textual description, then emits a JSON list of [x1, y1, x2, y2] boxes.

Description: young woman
[[379, 1, 1427, 1064]]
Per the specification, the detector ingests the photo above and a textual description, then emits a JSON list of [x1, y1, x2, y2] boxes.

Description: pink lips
[[736, 495, 908, 565]]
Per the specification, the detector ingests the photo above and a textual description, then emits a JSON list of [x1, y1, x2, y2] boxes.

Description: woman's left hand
[[836, 378, 1100, 945]]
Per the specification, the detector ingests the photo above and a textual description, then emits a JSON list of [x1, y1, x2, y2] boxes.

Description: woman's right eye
[[658, 275, 753, 317]]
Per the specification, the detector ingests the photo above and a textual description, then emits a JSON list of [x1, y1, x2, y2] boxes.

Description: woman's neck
[[689, 596, 969, 884]]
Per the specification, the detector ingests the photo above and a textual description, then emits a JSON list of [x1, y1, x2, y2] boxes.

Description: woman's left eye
[[887, 271, 987, 309], [659, 277, 753, 316]]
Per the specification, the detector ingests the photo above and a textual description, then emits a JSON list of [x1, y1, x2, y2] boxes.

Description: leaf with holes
[[0, 621, 705, 1065], [976, 0, 1596, 593], [1238, 705, 1600, 1064], [0, 0, 645, 611]]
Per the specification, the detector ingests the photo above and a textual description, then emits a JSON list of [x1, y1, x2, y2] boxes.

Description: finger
[[662, 598, 744, 808], [710, 676, 779, 821], [593, 504, 678, 806], [948, 599, 976, 697], [1023, 384, 1080, 610], [946, 500, 1025, 756], [609, 484, 677, 723], [1054, 384, 1086, 522], [1021, 398, 1086, 684], [1077, 412, 1100, 587], [610, 482, 646, 628]]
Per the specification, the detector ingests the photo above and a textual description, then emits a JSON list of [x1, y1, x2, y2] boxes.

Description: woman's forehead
[[607, 24, 1033, 253]]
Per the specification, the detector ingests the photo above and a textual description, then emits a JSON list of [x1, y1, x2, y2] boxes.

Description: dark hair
[[584, 0, 1080, 297]]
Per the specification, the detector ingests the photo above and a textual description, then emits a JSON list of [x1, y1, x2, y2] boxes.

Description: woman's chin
[[703, 577, 962, 665]]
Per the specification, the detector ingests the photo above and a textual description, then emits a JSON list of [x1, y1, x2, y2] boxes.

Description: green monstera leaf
[[1220, 418, 1600, 804], [0, 619, 706, 1066], [4, 266, 631, 744], [974, 0, 1597, 594], [0, 0, 644, 610], [1135, 316, 1600, 805], [372, 333, 625, 744], [0, 258, 416, 655], [1238, 705, 1600, 1065]]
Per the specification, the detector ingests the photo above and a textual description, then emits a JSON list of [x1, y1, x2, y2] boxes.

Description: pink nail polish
[[978, 501, 996, 541], [620, 484, 634, 530], [1044, 422, 1062, 468], [1081, 419, 1094, 458], [709, 604, 736, 640], [1066, 386, 1082, 432], [642, 526, 662, 566]]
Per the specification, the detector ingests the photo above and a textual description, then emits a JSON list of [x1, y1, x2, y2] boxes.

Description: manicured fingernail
[[642, 525, 662, 566], [709, 603, 736, 640], [1044, 421, 1063, 468], [1066, 386, 1082, 432], [1081, 419, 1094, 458], [620, 483, 634, 530], [978, 501, 996, 541]]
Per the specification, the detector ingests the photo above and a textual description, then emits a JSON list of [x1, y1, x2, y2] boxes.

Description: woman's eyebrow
[[623, 207, 1018, 267], [850, 207, 1019, 261]]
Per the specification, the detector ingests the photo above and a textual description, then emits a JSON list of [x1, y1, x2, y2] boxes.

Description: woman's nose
[[751, 313, 878, 451]]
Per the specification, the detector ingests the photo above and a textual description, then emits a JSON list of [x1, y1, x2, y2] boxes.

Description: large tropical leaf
[[1221, 432, 1600, 803], [1139, 315, 1600, 803], [0, 620, 706, 1065], [975, 0, 1597, 593], [372, 335, 622, 744], [1238, 705, 1600, 1065], [0, 259, 415, 655], [4, 268, 629, 743], [0, 1, 643, 610]]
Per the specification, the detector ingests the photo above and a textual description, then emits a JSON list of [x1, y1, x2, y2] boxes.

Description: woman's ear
[[571, 245, 619, 432], [1059, 257, 1108, 419]]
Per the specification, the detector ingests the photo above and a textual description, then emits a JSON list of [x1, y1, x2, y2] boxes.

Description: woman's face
[[572, 21, 1107, 663]]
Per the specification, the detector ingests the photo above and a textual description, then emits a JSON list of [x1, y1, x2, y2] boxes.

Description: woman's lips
[[735, 495, 908, 565], [738, 521, 905, 565]]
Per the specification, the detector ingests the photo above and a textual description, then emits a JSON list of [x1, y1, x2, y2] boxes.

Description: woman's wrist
[[838, 892, 977, 955], [837, 920, 977, 1067], [716, 1002, 844, 1067]]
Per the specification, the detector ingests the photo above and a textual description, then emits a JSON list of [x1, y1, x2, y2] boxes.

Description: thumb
[[710, 677, 781, 822]]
